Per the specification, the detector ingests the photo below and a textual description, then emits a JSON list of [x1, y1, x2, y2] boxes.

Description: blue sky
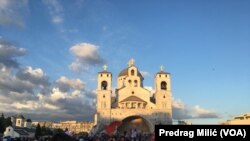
[[0, 0, 249, 124]]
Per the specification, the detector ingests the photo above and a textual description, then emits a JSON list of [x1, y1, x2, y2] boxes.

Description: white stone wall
[[4, 126, 20, 138]]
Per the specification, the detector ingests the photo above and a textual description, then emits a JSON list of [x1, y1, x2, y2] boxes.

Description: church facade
[[95, 59, 172, 133]]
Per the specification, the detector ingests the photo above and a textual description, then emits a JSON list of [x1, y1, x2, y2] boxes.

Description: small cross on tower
[[160, 65, 164, 71], [103, 64, 108, 71]]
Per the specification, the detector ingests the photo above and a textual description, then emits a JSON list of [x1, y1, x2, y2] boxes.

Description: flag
[[104, 121, 122, 135]]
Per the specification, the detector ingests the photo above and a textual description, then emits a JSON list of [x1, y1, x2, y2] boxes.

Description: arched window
[[101, 81, 108, 90], [128, 80, 132, 86], [131, 69, 135, 76], [161, 81, 167, 90], [134, 80, 138, 87]]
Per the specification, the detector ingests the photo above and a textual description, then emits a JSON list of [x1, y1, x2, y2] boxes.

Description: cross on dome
[[128, 58, 135, 67]]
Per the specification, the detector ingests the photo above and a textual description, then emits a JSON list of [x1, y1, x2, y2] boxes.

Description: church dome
[[26, 119, 32, 122], [118, 67, 143, 78], [16, 114, 25, 119]]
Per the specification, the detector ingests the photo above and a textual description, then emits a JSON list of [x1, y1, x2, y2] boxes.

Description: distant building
[[15, 114, 25, 127], [4, 126, 35, 138], [57, 121, 94, 134], [24, 119, 32, 128], [221, 113, 250, 125], [11, 114, 32, 128], [4, 114, 35, 139], [32, 120, 94, 134], [32, 121, 53, 128]]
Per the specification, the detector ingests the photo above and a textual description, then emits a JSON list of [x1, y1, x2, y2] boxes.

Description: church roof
[[16, 114, 25, 119], [16, 127, 35, 133], [98, 71, 112, 74], [26, 119, 32, 122], [156, 71, 170, 74], [120, 96, 146, 103], [14, 129, 29, 135], [118, 67, 143, 77]]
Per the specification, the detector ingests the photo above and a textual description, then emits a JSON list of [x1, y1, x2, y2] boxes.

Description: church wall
[[118, 87, 151, 104], [97, 108, 172, 126]]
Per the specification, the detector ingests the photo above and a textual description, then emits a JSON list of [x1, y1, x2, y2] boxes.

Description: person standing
[[131, 129, 137, 141]]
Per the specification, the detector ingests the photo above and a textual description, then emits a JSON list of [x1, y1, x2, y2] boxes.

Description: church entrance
[[117, 116, 153, 134]]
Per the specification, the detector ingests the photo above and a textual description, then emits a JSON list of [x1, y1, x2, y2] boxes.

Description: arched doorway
[[117, 116, 153, 134]]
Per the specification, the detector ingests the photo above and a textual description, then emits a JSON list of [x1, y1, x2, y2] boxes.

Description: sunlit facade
[[95, 59, 173, 133]]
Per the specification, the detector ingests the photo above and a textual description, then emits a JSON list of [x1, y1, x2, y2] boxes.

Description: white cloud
[[69, 43, 105, 72], [70, 43, 100, 60], [44, 103, 59, 110], [42, 0, 64, 24], [24, 66, 45, 78], [72, 90, 81, 97], [172, 98, 221, 119], [69, 61, 82, 72], [144, 86, 154, 96], [0, 39, 26, 68], [193, 105, 222, 118], [52, 15, 63, 24], [56, 76, 85, 92], [0, 38, 95, 121], [0, 0, 28, 27], [15, 66, 50, 93], [11, 101, 39, 110], [50, 88, 67, 101], [141, 71, 150, 77], [172, 99, 185, 109], [0, 0, 9, 9]]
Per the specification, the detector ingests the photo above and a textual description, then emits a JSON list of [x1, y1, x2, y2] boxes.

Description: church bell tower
[[97, 65, 112, 111], [154, 66, 172, 119]]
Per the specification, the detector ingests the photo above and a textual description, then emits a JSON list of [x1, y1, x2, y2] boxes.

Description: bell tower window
[[134, 80, 138, 87], [128, 80, 132, 87], [161, 81, 167, 90], [131, 69, 135, 76], [101, 81, 108, 90]]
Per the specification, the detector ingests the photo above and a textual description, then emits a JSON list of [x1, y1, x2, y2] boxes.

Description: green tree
[[46, 128, 53, 136], [5, 117, 12, 127], [0, 113, 5, 133], [41, 124, 46, 136], [35, 123, 42, 139], [53, 128, 64, 135]]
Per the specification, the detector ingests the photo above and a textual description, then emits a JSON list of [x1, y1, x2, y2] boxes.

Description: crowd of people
[[50, 128, 155, 141], [1, 137, 33, 141], [92, 129, 155, 141], [65, 128, 155, 141], [1, 128, 155, 141]]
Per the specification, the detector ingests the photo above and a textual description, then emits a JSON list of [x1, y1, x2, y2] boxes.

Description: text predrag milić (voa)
[[155, 125, 250, 141]]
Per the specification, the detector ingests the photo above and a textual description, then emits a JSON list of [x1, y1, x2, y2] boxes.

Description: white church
[[95, 59, 172, 133], [3, 114, 34, 138]]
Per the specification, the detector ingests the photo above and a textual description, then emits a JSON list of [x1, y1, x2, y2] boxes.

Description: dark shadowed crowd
[[1, 128, 155, 141]]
